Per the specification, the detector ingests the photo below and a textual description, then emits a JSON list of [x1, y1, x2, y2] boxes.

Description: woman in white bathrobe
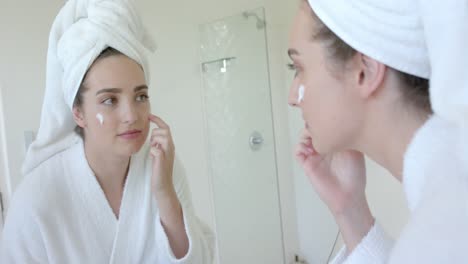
[[1, 1, 214, 263], [288, 0, 468, 263]]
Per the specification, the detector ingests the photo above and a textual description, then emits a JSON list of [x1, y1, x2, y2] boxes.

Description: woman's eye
[[102, 98, 116, 105], [287, 63, 299, 77], [136, 94, 149, 102]]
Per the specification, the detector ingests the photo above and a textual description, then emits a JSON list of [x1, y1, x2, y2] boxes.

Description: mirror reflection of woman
[[289, 0, 468, 263], [1, 1, 214, 263]]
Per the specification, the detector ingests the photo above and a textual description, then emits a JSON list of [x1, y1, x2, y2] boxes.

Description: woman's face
[[73, 54, 151, 157], [287, 2, 365, 154]]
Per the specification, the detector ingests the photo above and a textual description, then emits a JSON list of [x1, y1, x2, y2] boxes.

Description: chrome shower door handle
[[249, 131, 264, 150]]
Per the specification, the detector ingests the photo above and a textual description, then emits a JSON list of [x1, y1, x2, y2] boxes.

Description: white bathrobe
[[331, 115, 468, 263], [1, 139, 214, 263]]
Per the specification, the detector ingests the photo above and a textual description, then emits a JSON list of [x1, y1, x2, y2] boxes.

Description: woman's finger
[[151, 128, 170, 138], [296, 142, 313, 157], [150, 135, 170, 148], [148, 114, 170, 129]]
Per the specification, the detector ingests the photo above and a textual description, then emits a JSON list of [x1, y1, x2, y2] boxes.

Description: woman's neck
[[358, 108, 429, 182], [83, 141, 130, 194]]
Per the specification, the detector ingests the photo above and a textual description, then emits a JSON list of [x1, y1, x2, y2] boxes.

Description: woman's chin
[[118, 141, 145, 156], [312, 138, 333, 155]]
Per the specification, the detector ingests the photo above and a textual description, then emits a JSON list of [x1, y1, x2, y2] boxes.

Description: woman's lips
[[118, 130, 142, 140]]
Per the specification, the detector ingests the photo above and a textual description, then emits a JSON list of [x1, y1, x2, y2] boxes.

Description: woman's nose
[[122, 101, 138, 124]]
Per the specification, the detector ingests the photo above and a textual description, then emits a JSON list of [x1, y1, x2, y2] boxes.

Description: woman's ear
[[355, 53, 386, 98], [72, 106, 86, 128]]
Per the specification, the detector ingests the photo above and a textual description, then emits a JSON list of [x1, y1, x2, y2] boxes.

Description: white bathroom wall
[[0, 0, 61, 200]]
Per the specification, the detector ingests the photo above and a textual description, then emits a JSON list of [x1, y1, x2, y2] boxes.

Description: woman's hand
[[149, 114, 176, 198], [148, 114, 189, 258], [296, 128, 374, 251]]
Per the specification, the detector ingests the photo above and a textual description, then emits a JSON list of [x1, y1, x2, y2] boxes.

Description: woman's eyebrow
[[96, 88, 122, 95], [134, 85, 148, 92], [95, 85, 147, 95]]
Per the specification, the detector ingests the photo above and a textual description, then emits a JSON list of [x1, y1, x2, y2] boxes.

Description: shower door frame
[[0, 80, 12, 225]]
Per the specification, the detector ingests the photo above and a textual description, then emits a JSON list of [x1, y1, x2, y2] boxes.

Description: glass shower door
[[200, 7, 285, 264]]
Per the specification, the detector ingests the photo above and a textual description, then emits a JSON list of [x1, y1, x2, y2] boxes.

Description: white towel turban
[[23, 0, 156, 174]]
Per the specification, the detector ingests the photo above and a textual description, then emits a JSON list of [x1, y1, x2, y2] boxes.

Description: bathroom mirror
[[0, 1, 347, 263]]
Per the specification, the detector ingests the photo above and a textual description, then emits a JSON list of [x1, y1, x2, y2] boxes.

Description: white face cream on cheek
[[96, 113, 104, 126], [298, 84, 305, 104]]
